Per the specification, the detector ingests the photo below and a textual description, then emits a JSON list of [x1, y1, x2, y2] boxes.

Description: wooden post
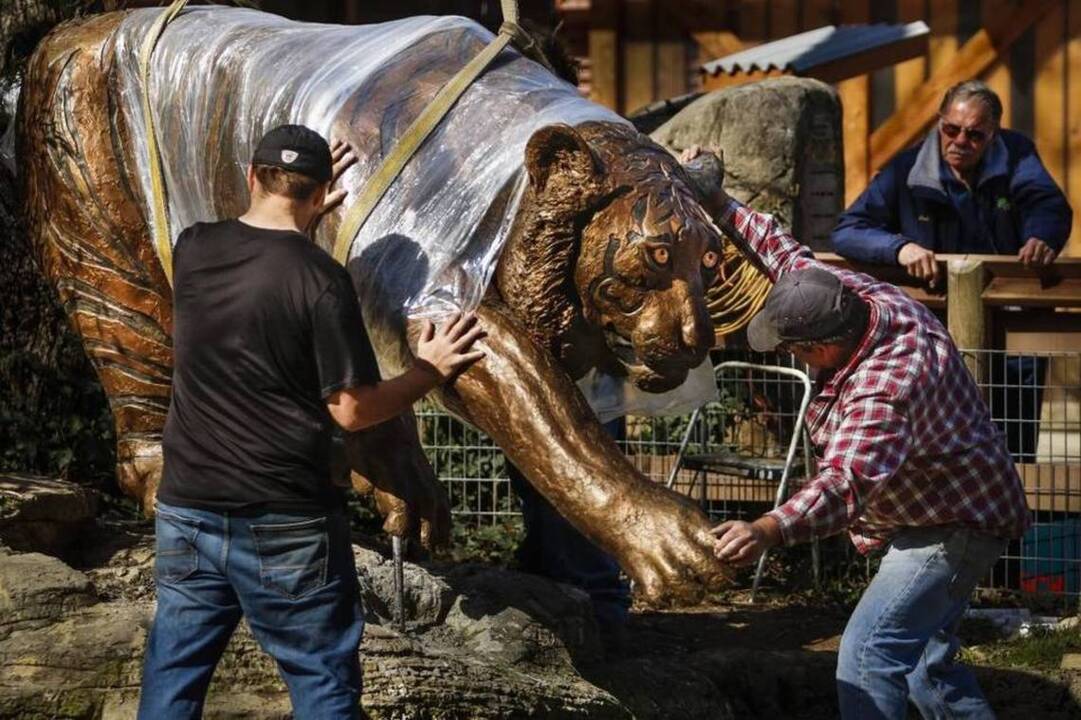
[[1035, 1, 1068, 190], [1067, 0, 1081, 257], [947, 259, 988, 381], [982, 0, 1014, 126], [928, 0, 959, 75], [769, 0, 799, 38], [623, 0, 655, 115], [588, 0, 620, 111], [656, 1, 687, 100], [838, 0, 869, 207], [894, 0, 927, 108]]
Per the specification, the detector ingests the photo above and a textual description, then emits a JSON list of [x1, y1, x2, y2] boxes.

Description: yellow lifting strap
[[332, 0, 529, 265], [139, 0, 188, 287]]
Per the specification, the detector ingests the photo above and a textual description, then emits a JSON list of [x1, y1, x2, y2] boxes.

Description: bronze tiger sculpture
[[18, 7, 751, 603]]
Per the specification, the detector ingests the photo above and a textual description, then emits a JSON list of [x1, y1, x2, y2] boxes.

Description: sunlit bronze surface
[[19, 11, 733, 603]]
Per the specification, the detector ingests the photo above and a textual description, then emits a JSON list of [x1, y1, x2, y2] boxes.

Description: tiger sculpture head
[[500, 121, 723, 393]]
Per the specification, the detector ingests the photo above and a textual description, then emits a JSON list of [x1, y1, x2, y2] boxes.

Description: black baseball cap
[[747, 267, 862, 352], [251, 124, 332, 182]]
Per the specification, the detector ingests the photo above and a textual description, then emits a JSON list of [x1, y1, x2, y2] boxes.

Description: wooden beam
[[869, 0, 1057, 174], [982, 0, 1014, 127], [982, 277, 1081, 306], [894, 0, 927, 109], [656, 1, 687, 100], [667, 0, 742, 64], [838, 0, 869, 207], [1068, 0, 1081, 258], [692, 31, 745, 62], [928, 0, 959, 74], [801, 0, 833, 31], [588, 0, 619, 111], [737, 0, 769, 45], [623, 0, 655, 115], [769, 0, 799, 38], [1035, 1, 1068, 191]]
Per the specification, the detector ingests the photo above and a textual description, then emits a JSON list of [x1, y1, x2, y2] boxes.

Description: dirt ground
[[616, 596, 1081, 719], [65, 513, 1081, 719]]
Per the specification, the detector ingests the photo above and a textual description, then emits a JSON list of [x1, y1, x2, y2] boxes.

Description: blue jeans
[[509, 467, 631, 627], [990, 355, 1047, 463], [138, 501, 364, 719], [837, 526, 1006, 719]]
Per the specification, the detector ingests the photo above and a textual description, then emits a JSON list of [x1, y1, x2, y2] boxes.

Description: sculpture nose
[[679, 287, 714, 356]]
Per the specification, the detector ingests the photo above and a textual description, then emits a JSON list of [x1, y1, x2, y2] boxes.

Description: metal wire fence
[[417, 348, 1081, 597]]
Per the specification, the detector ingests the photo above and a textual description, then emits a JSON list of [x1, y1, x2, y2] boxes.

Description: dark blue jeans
[[990, 355, 1048, 463], [508, 419, 631, 628], [138, 501, 364, 719]]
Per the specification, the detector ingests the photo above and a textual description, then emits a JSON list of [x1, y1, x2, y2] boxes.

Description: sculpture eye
[[651, 246, 670, 265], [702, 250, 719, 269]]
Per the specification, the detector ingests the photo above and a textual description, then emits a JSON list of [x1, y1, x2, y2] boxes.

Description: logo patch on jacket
[[917, 214, 931, 223], [996, 196, 1012, 211]]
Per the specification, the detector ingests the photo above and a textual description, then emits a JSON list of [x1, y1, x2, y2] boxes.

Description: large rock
[[651, 77, 844, 252], [354, 545, 457, 630], [0, 473, 99, 555], [0, 546, 97, 640], [0, 539, 625, 718], [0, 539, 852, 718]]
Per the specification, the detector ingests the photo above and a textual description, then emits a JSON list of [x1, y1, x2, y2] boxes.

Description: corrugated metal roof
[[702, 21, 930, 76]]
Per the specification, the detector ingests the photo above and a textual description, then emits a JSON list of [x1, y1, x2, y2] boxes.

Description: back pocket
[[251, 517, 329, 599], [155, 509, 201, 583]]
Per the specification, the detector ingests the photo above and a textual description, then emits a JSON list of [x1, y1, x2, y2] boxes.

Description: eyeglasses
[[939, 121, 989, 143]]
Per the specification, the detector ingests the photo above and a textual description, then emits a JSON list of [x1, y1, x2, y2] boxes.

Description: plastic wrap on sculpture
[[112, 7, 716, 419]]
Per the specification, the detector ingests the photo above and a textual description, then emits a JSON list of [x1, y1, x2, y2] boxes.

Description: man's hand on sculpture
[[415, 311, 486, 381], [711, 516, 782, 566], [1019, 237, 1057, 267], [307, 138, 358, 234], [678, 144, 728, 214], [897, 242, 940, 284]]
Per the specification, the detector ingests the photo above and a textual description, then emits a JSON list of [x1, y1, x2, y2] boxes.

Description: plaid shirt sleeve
[[717, 197, 816, 282], [767, 389, 913, 546]]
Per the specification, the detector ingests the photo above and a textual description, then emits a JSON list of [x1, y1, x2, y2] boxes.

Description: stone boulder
[[0, 533, 855, 718], [651, 77, 844, 253], [0, 535, 624, 718], [0, 546, 97, 640], [0, 473, 98, 555]]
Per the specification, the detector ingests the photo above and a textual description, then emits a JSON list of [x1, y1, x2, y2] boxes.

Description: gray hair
[[939, 80, 1003, 126]]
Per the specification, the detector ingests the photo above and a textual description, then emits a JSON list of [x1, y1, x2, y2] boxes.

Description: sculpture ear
[[525, 124, 599, 194]]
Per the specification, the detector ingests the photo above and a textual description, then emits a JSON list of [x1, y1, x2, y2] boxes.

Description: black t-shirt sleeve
[[311, 272, 382, 398]]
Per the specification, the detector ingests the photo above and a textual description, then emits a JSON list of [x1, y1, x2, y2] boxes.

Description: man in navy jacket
[[832, 80, 1072, 462], [832, 80, 1071, 284]]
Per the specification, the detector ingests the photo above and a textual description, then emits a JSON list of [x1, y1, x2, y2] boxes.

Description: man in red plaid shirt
[[690, 149, 1030, 720]]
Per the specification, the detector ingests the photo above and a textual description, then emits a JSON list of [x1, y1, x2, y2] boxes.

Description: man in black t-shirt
[[138, 125, 484, 720]]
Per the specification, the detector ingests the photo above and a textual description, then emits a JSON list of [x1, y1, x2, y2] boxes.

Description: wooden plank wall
[[582, 0, 1081, 257]]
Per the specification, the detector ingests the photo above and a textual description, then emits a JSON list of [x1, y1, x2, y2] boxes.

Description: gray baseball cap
[[747, 267, 860, 352]]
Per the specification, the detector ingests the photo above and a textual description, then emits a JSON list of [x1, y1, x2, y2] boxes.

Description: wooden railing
[[815, 253, 1081, 356]]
